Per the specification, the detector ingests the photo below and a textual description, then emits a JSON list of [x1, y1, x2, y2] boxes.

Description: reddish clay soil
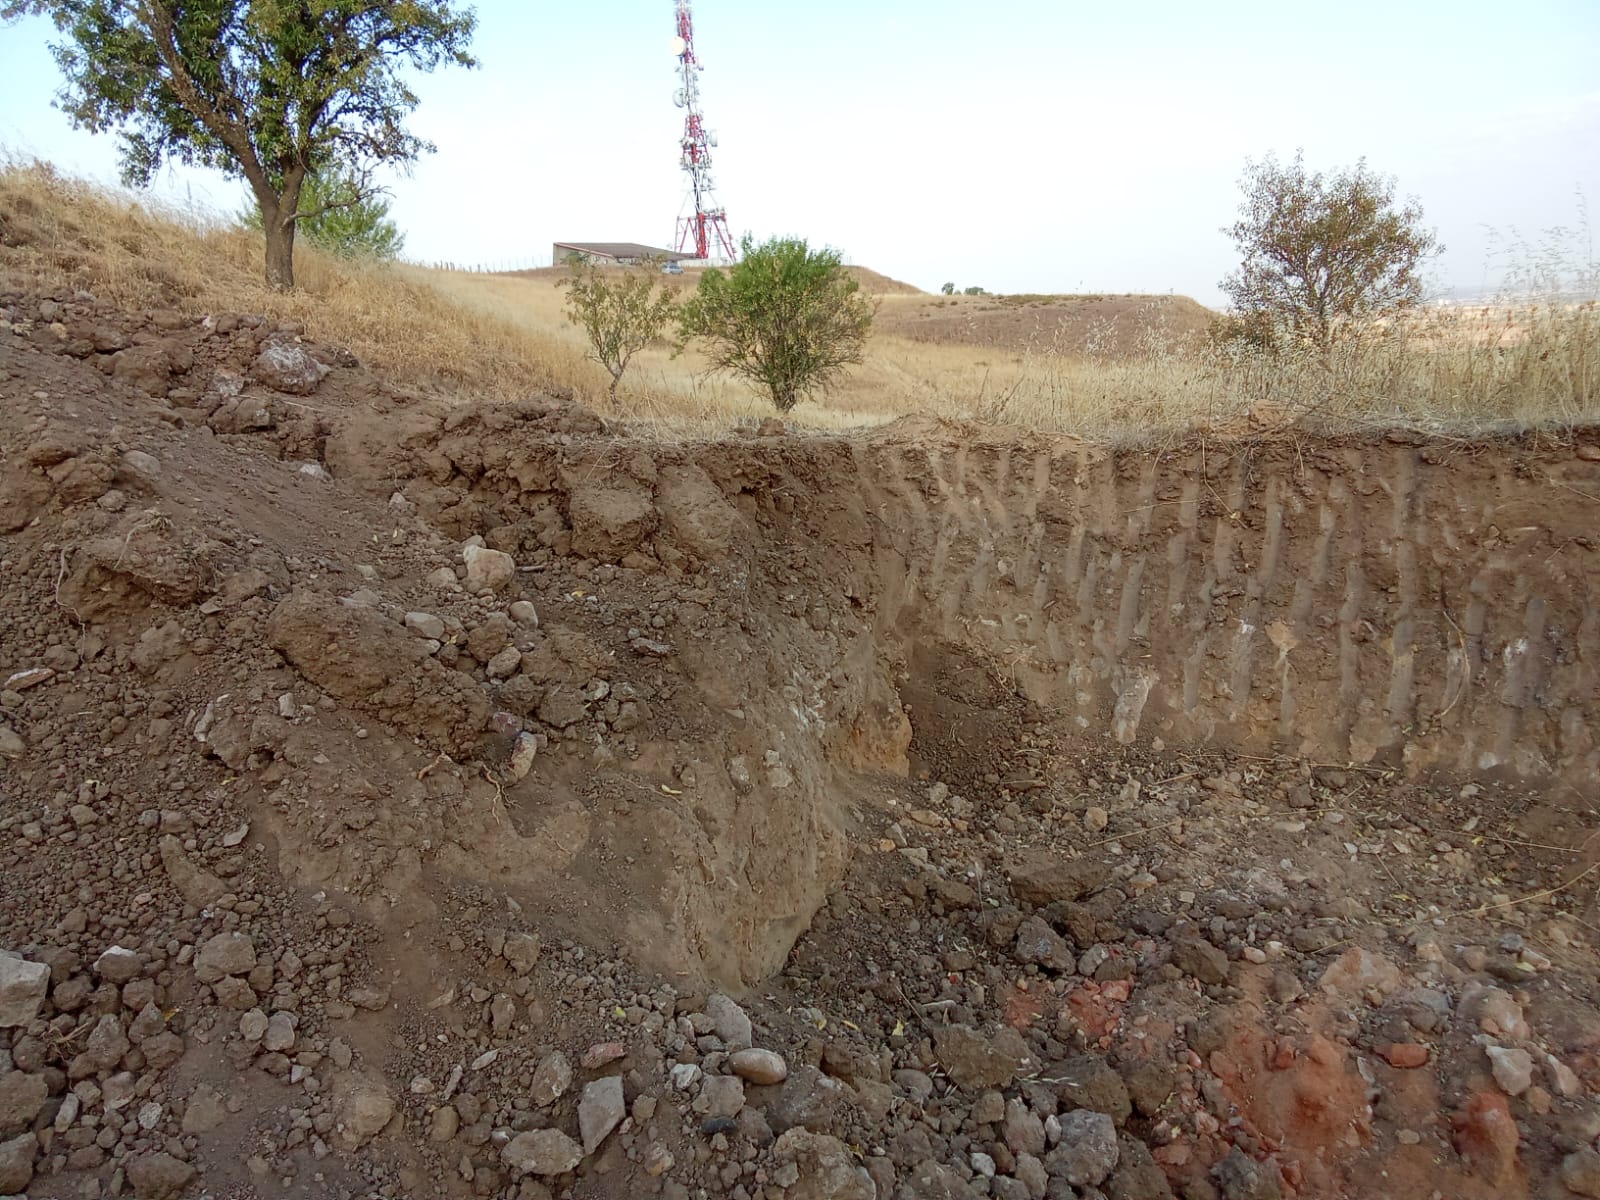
[[3, 284, 1600, 1200]]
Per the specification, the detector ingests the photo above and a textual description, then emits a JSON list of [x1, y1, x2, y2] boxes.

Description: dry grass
[[3, 159, 1596, 441], [0, 159, 579, 399]]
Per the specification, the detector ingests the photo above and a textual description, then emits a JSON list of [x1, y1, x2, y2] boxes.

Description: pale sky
[[2, 0, 1597, 304]]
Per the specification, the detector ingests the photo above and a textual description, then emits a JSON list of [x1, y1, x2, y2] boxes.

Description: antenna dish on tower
[[670, 35, 687, 56]]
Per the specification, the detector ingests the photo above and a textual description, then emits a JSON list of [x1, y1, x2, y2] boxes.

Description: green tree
[[1222, 151, 1441, 354], [940, 281, 955, 295], [4, 0, 476, 290], [559, 259, 678, 403], [678, 235, 875, 412], [962, 286, 985, 296], [240, 163, 404, 261]]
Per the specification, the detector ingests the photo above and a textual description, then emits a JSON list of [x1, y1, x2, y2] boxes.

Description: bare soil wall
[[847, 423, 1600, 785]]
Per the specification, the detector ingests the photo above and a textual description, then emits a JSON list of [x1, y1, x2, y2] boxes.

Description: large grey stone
[[193, 932, 256, 983], [503, 1127, 583, 1176], [252, 337, 329, 396], [1045, 1109, 1118, 1186], [0, 1132, 35, 1194], [578, 1075, 625, 1154], [701, 1074, 746, 1118], [772, 1128, 875, 1200], [463, 545, 516, 592], [706, 993, 753, 1049], [0, 952, 49, 1027]]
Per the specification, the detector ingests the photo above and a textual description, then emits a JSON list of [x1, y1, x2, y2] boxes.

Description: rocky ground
[[3, 286, 1600, 1200]]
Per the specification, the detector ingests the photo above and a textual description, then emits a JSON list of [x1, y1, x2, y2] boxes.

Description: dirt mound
[[3, 281, 1600, 1200], [878, 292, 1216, 355]]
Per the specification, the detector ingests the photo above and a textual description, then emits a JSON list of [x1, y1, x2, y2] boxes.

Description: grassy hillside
[[3, 160, 1595, 439]]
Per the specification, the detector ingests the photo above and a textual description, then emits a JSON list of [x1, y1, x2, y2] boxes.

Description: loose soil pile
[[2, 284, 1600, 1200]]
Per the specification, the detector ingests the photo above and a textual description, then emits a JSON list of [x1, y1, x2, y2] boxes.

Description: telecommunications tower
[[671, 1, 735, 262]]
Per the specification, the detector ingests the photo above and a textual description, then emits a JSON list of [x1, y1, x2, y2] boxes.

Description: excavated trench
[[7, 304, 1600, 1199], [328, 404, 1600, 986]]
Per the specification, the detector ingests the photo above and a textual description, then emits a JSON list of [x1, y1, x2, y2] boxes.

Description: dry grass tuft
[[3, 158, 1595, 441]]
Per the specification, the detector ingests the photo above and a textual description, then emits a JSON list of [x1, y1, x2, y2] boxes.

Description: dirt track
[[3, 288, 1600, 1200]]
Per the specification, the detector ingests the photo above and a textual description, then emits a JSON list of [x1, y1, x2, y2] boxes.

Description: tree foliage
[[678, 235, 875, 412], [1221, 151, 1441, 353], [240, 162, 403, 260], [559, 259, 678, 403], [3, 0, 475, 289]]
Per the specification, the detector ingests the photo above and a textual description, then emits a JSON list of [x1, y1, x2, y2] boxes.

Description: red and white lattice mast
[[671, 1, 736, 262]]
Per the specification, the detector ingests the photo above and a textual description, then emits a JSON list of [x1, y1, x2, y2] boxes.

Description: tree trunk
[[264, 217, 296, 292], [255, 172, 304, 292]]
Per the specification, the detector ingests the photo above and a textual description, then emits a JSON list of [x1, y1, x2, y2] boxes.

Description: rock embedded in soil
[[126, 1151, 197, 1200], [530, 1051, 572, 1107], [0, 952, 50, 1027], [1379, 1042, 1429, 1069], [463, 544, 516, 592], [181, 1085, 227, 1134], [1170, 938, 1231, 985], [764, 1065, 849, 1134], [701, 1074, 746, 1118], [502, 931, 542, 974], [93, 945, 144, 983], [1451, 1090, 1520, 1185], [1007, 851, 1111, 906], [1561, 1149, 1600, 1197], [1486, 1045, 1534, 1095], [771, 1128, 876, 1200], [0, 725, 24, 759], [729, 1048, 788, 1085], [579, 1075, 626, 1153], [334, 1074, 395, 1150], [972, 1089, 1006, 1125], [0, 1132, 35, 1194], [1014, 915, 1075, 970], [706, 992, 754, 1049], [0, 1070, 48, 1133], [252, 336, 329, 395], [933, 1024, 1034, 1090], [404, 611, 446, 640], [69, 1013, 130, 1078], [503, 1127, 583, 1177], [158, 835, 228, 907], [1317, 946, 1403, 1000], [429, 1104, 460, 1142], [194, 931, 257, 982], [1047, 1055, 1132, 1124], [1046, 1109, 1119, 1186], [1213, 1146, 1282, 1200]]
